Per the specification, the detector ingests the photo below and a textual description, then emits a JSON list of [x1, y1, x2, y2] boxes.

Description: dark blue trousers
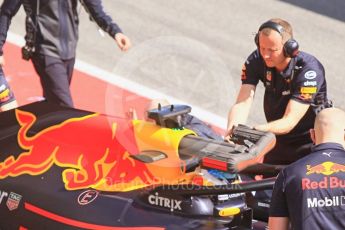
[[32, 54, 75, 107]]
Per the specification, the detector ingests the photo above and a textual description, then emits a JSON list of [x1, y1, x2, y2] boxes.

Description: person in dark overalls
[[269, 108, 345, 230], [0, 0, 131, 107]]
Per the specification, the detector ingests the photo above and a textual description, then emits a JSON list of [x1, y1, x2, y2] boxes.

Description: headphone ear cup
[[283, 39, 299, 58], [254, 33, 259, 47]]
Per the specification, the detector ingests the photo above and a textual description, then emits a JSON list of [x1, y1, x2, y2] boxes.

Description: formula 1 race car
[[0, 101, 277, 230]]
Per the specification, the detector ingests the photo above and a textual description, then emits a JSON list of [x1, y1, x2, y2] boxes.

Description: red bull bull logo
[[0, 109, 199, 191], [306, 161, 345, 176], [0, 110, 157, 191]]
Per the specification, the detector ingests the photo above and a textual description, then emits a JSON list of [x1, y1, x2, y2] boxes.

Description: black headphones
[[254, 21, 299, 58]]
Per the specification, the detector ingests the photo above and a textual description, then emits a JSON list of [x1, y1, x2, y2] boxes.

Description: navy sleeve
[[269, 170, 289, 217], [0, 0, 22, 55], [80, 0, 123, 38], [241, 50, 261, 86], [290, 63, 325, 104]]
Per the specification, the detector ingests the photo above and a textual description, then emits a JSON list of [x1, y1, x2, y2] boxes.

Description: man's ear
[[309, 129, 316, 144]]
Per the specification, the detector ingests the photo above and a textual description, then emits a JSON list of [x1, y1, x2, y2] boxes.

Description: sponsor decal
[[304, 70, 317, 80], [300, 87, 317, 94], [306, 161, 345, 176], [6, 192, 22, 211], [304, 81, 317, 86], [0, 190, 9, 204], [0, 84, 6, 91], [307, 196, 345, 208], [218, 193, 243, 201], [258, 202, 270, 208], [241, 64, 246, 80], [78, 190, 99, 205], [0, 88, 10, 102], [148, 192, 182, 212], [0, 110, 157, 192], [322, 152, 332, 157], [302, 176, 345, 190], [299, 93, 312, 101]]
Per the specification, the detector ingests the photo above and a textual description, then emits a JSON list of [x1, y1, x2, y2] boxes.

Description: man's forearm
[[227, 103, 251, 132], [255, 100, 310, 135], [81, 0, 123, 37], [255, 116, 297, 135], [0, 0, 21, 55], [268, 217, 290, 230]]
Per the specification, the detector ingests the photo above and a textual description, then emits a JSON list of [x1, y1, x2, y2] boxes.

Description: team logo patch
[[300, 87, 317, 94], [302, 176, 345, 190], [306, 196, 345, 208], [306, 161, 345, 176], [299, 93, 312, 101], [304, 81, 317, 86], [6, 192, 22, 211], [304, 70, 317, 80], [266, 70, 272, 81]]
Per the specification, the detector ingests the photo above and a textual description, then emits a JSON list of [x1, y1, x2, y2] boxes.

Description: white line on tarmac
[[7, 32, 227, 129]]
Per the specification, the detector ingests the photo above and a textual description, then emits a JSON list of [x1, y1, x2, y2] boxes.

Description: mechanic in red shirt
[[269, 107, 345, 230]]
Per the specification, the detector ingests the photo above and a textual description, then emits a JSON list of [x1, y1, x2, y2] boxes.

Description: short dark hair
[[260, 18, 293, 43]]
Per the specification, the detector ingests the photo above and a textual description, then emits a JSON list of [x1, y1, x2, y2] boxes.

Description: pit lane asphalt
[[7, 0, 345, 127]]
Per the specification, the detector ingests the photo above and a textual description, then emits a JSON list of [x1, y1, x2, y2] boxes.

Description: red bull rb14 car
[[0, 101, 276, 230]]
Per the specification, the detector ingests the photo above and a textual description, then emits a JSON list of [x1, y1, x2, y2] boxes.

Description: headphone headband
[[255, 20, 299, 58], [258, 21, 284, 35]]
